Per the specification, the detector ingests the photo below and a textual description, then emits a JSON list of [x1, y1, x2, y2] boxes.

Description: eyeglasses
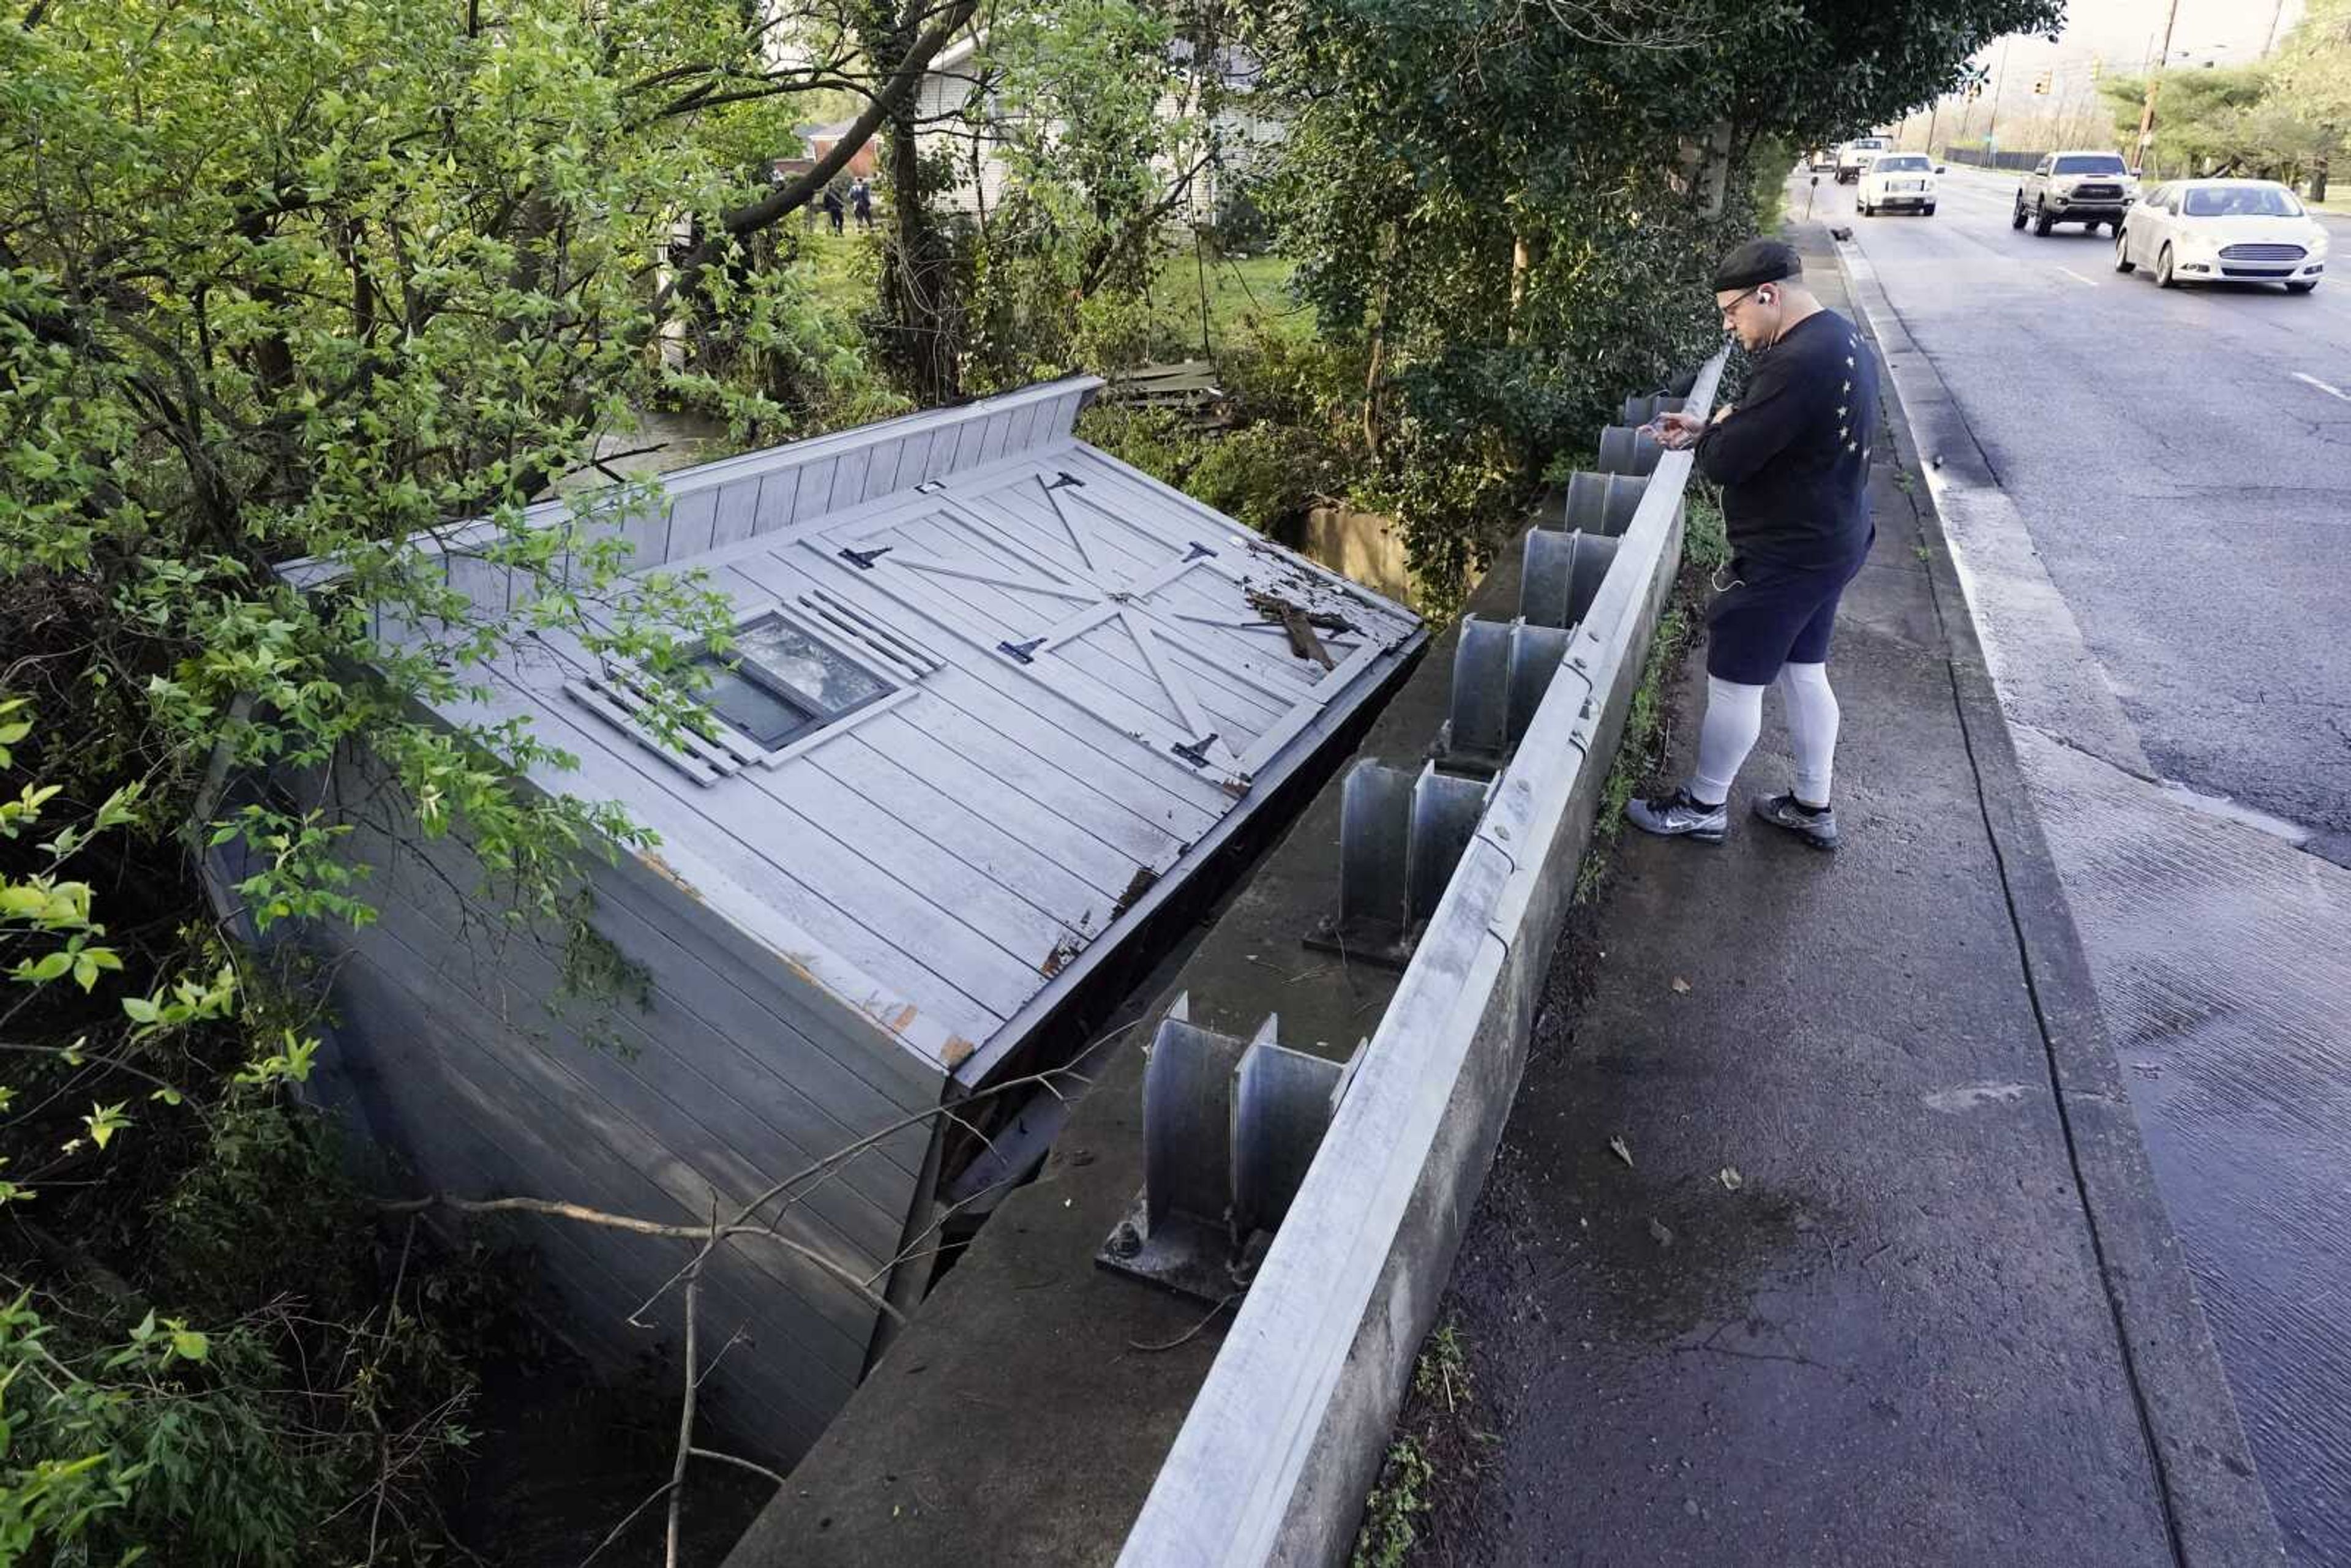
[[1717, 285, 1763, 326]]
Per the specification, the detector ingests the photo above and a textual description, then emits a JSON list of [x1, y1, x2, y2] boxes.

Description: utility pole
[[2263, 0, 2289, 56], [1985, 37, 2014, 154], [2138, 0, 2183, 171]]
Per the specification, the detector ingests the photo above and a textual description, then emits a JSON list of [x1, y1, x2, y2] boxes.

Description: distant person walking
[[851, 178, 874, 231], [1627, 237, 1880, 851], [822, 185, 845, 235]]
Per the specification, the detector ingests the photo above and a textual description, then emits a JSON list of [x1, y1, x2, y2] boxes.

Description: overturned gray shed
[[242, 377, 1422, 1461]]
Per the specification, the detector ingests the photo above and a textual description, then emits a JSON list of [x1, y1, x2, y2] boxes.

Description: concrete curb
[[1114, 356, 1725, 1567], [1829, 228, 2287, 1567]]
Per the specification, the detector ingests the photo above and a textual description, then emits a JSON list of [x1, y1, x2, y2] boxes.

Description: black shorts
[[1704, 542, 1870, 685]]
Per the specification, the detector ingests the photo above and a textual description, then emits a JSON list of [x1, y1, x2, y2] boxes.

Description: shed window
[[696, 612, 894, 748]]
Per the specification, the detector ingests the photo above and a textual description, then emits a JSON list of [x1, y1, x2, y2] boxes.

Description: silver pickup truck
[[2012, 151, 2140, 235]]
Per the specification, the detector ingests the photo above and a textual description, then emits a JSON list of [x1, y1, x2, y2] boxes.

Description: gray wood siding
[[435, 661, 1015, 1052], [327, 381, 1103, 618], [283, 376, 1417, 1093], [248, 377, 1428, 1467], [394, 390, 1419, 1081], [326, 949, 853, 1456], [300, 753, 944, 1461]]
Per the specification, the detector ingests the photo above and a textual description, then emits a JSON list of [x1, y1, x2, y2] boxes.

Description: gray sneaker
[[1752, 792, 1840, 850], [1625, 787, 1727, 843]]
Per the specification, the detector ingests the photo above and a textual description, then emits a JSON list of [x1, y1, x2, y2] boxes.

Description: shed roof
[[300, 378, 1420, 1085]]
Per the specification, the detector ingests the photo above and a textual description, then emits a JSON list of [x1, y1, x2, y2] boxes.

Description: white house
[[913, 25, 1284, 229]]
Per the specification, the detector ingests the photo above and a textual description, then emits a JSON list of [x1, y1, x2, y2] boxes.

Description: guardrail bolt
[[1108, 1220, 1142, 1259]]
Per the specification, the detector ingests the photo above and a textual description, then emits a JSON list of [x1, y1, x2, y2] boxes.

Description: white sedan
[[1858, 153, 1940, 217], [2113, 180, 2328, 293]]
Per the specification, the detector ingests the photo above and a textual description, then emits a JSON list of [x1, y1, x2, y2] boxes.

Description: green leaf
[[168, 1327, 210, 1362], [71, 947, 121, 991], [83, 1102, 130, 1150], [20, 950, 73, 984]]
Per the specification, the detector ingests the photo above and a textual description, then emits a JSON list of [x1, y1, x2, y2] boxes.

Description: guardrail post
[[1408, 764, 1489, 923], [1231, 1036, 1348, 1237], [1539, 470, 1681, 539], [1595, 424, 1663, 476], [1332, 758, 1414, 946], [1103, 998, 1368, 1300], [1619, 392, 1686, 426], [1439, 618, 1576, 772], [1521, 528, 1620, 629], [1442, 618, 1514, 765], [1309, 760, 1494, 965]]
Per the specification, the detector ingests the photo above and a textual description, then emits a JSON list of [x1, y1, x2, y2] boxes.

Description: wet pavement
[[2011, 727, 2351, 1559], [1426, 223, 2276, 1565], [1840, 166, 2351, 1563], [1436, 476, 2171, 1566]]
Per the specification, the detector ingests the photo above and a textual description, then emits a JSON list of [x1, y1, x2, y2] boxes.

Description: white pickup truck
[[1835, 137, 1892, 184]]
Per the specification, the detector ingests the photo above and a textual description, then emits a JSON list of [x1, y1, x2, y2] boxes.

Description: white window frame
[[564, 599, 920, 785]]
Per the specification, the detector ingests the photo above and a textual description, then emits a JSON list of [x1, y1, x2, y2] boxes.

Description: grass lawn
[[779, 225, 1306, 362], [1148, 249, 1308, 352], [793, 227, 882, 320]]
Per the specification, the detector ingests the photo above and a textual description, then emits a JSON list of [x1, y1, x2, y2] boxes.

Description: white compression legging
[[1689, 664, 1840, 806]]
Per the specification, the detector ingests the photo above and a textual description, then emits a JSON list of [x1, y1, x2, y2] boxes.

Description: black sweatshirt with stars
[[1695, 309, 1880, 571]]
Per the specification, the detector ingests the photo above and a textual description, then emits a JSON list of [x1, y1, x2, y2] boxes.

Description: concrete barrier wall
[[1116, 351, 1727, 1567]]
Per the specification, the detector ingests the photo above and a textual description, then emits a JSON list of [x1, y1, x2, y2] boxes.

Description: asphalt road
[[1827, 163, 2351, 1563], [1831, 163, 2351, 842]]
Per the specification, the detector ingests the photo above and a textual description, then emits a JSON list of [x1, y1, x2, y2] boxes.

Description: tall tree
[[956, 0, 1230, 387], [2270, 0, 2351, 197], [1261, 0, 2063, 593], [2101, 66, 2336, 184], [853, 0, 972, 400]]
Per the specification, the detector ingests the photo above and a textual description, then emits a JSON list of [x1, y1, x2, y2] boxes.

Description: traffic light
[[2033, 70, 2052, 95]]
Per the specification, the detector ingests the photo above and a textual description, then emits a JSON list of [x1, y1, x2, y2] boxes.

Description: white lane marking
[[2054, 266, 2098, 288], [2292, 370, 2351, 403]]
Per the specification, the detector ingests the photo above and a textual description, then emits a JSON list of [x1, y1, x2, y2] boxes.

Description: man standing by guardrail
[[1626, 238, 1880, 850]]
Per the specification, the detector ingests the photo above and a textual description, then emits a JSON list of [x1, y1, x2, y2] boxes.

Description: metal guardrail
[[1116, 347, 1728, 1567], [1940, 146, 2047, 173]]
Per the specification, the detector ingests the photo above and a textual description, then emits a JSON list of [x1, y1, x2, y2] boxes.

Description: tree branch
[[689, 1446, 787, 1487], [367, 1191, 909, 1325], [656, 0, 980, 308], [664, 1254, 701, 1568]]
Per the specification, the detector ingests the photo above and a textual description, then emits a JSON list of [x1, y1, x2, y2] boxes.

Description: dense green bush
[[0, 0, 858, 1553], [1077, 320, 1364, 541]]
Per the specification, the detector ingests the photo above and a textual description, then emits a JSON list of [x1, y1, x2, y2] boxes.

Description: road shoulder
[[1828, 218, 2285, 1566]]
